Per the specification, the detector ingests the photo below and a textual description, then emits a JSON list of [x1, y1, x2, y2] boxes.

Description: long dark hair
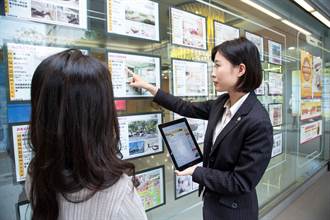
[[28, 49, 135, 220]]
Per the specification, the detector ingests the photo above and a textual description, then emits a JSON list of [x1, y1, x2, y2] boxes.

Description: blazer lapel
[[209, 92, 258, 156]]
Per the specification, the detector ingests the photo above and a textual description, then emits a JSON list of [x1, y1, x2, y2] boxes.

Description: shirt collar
[[224, 92, 250, 116]]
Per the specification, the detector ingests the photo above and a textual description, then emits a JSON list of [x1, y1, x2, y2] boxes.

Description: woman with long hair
[[26, 49, 147, 220]]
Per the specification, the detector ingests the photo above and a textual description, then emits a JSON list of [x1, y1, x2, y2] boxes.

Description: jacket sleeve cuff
[[192, 166, 204, 184], [152, 89, 163, 104]]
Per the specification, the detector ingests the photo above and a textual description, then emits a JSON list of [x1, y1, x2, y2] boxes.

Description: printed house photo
[[57, 6, 79, 24], [126, 59, 157, 96], [182, 18, 205, 49], [128, 119, 159, 156], [125, 7, 155, 26], [31, 1, 57, 21]]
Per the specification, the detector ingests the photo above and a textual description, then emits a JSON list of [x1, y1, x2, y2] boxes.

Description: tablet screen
[[159, 118, 203, 170]]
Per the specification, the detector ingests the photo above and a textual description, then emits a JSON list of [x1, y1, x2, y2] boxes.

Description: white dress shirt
[[212, 93, 250, 145]]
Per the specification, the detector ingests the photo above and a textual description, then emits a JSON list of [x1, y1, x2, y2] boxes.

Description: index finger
[[125, 67, 134, 77]]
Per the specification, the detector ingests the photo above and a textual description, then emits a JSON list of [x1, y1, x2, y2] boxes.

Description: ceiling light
[[311, 11, 330, 28], [282, 19, 312, 35], [293, 0, 314, 12], [288, 47, 296, 50], [241, 0, 282, 20]]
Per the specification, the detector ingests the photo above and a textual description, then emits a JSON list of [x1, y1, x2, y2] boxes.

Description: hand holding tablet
[[158, 118, 203, 171]]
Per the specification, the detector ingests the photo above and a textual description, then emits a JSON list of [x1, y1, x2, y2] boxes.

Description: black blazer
[[154, 90, 273, 220]]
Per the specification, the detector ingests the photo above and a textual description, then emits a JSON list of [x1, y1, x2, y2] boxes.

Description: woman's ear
[[237, 63, 246, 77]]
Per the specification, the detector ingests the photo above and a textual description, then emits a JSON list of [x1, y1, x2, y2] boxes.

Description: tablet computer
[[158, 118, 203, 171]]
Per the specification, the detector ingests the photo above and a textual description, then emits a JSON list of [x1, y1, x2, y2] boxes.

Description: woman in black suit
[[129, 37, 273, 220]]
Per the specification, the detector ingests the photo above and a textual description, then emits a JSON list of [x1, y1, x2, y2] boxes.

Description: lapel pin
[[237, 117, 241, 122]]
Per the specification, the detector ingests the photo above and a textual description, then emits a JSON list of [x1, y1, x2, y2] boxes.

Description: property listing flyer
[[108, 52, 160, 98], [175, 174, 199, 199], [300, 120, 322, 144], [107, 0, 159, 41], [300, 50, 313, 99], [172, 59, 208, 97], [7, 43, 68, 101], [268, 103, 283, 127], [312, 56, 322, 98], [214, 21, 239, 46], [268, 72, 283, 95], [268, 40, 282, 65], [245, 32, 264, 61], [12, 124, 32, 182], [300, 100, 321, 121], [171, 8, 207, 50], [118, 113, 162, 160], [135, 166, 165, 211], [5, 0, 87, 28], [271, 133, 283, 158]]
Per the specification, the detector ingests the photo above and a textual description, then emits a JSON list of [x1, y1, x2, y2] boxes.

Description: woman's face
[[211, 52, 243, 92], [302, 59, 312, 82]]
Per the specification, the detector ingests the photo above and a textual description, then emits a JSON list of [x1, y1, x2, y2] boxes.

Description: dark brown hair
[[28, 49, 135, 220], [212, 37, 262, 92]]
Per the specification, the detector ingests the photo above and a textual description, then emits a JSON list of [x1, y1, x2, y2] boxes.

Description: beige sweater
[[25, 174, 148, 220]]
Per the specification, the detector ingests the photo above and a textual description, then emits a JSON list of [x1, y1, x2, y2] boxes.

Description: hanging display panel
[[268, 40, 282, 65], [135, 166, 165, 211], [214, 21, 240, 46], [271, 133, 283, 158], [10, 124, 32, 182], [171, 7, 207, 50], [268, 103, 283, 127], [172, 59, 208, 97], [300, 100, 322, 121], [301, 50, 313, 99], [5, 0, 87, 28], [174, 173, 199, 199], [268, 72, 283, 95], [245, 31, 264, 61], [6, 43, 87, 102], [300, 120, 322, 144], [108, 51, 161, 98], [312, 56, 322, 98], [107, 0, 160, 41], [118, 113, 163, 160]]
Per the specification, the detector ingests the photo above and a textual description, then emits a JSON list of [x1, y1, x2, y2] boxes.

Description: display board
[[6, 43, 87, 102], [245, 31, 264, 61], [11, 124, 32, 182], [268, 40, 282, 65], [268, 72, 283, 95], [174, 174, 199, 199], [171, 7, 207, 50], [301, 50, 313, 99], [214, 21, 239, 46], [271, 133, 283, 158], [118, 113, 163, 160], [312, 56, 322, 98], [300, 120, 322, 144], [5, 0, 87, 28], [300, 100, 322, 121], [268, 103, 282, 127], [108, 51, 161, 98], [107, 0, 159, 41], [172, 59, 208, 97], [135, 166, 165, 211]]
